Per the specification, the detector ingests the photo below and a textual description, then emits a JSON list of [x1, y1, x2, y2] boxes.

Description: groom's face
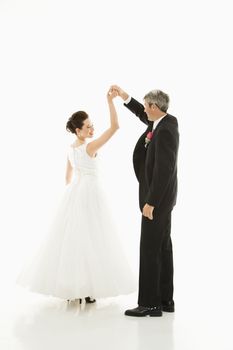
[[144, 101, 155, 120]]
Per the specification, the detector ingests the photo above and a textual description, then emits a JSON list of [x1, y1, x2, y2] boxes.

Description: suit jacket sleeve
[[145, 128, 177, 208], [124, 97, 149, 125]]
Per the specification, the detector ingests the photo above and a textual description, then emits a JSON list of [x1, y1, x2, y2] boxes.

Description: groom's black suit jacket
[[124, 97, 179, 212]]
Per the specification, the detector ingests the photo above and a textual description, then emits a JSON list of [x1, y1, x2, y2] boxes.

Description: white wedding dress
[[17, 143, 136, 300]]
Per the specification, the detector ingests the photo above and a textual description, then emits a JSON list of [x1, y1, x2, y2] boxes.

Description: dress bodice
[[68, 143, 99, 179]]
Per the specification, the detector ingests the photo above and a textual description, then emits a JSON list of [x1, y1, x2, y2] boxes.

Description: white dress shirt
[[152, 114, 167, 131]]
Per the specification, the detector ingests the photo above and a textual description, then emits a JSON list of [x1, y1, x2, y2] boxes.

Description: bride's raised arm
[[86, 89, 119, 158]]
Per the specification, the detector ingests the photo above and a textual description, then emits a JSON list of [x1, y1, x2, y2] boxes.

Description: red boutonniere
[[145, 131, 154, 148]]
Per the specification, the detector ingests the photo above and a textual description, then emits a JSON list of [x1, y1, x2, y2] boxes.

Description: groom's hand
[[110, 85, 129, 101], [142, 204, 154, 220]]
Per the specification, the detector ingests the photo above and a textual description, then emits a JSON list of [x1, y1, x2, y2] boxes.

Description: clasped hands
[[107, 85, 124, 99]]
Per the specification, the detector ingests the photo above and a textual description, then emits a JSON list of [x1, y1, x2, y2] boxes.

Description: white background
[[0, 0, 233, 349]]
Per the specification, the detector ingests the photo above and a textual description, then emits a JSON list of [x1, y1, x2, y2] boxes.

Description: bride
[[16, 88, 136, 304]]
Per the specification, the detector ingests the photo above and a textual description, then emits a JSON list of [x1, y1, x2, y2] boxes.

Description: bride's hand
[[107, 88, 118, 102]]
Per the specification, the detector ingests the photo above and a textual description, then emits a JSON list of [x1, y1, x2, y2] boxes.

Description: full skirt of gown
[[16, 145, 136, 300]]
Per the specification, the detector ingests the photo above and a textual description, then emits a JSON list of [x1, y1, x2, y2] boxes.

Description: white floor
[[0, 284, 232, 350]]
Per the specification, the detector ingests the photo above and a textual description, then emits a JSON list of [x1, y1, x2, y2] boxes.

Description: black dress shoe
[[125, 305, 162, 317], [85, 297, 96, 303], [162, 300, 175, 312]]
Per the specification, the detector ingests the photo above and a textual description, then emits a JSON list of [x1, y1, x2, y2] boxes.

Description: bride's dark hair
[[66, 111, 89, 134]]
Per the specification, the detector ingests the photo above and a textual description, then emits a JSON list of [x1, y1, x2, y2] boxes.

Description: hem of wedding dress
[[16, 282, 137, 301]]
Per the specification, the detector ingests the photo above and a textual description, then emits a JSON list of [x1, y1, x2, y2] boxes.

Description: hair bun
[[66, 111, 89, 135], [66, 119, 75, 134]]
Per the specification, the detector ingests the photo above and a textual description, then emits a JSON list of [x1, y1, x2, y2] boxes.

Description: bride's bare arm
[[65, 158, 73, 185], [86, 90, 119, 157]]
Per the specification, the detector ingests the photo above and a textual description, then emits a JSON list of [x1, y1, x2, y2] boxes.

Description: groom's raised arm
[[110, 85, 149, 126], [124, 97, 149, 126]]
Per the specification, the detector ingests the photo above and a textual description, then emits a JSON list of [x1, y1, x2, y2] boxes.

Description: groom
[[111, 85, 179, 317]]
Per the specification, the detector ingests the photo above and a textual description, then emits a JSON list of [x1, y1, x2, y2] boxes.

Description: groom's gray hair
[[144, 89, 170, 112]]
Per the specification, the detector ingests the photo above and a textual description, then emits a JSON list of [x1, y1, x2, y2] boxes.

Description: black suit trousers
[[138, 209, 173, 307]]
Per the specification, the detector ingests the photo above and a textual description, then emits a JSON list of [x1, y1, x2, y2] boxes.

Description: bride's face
[[77, 118, 95, 139]]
